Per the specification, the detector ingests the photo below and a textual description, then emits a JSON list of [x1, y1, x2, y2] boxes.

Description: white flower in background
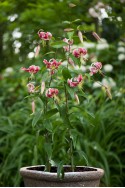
[[81, 42, 96, 49], [62, 60, 67, 66], [118, 54, 125, 61], [118, 41, 125, 46], [93, 82, 101, 88], [117, 17, 122, 22], [115, 91, 122, 97], [103, 64, 113, 72], [117, 47, 125, 53], [120, 0, 125, 3], [102, 77, 116, 88], [89, 8, 99, 18], [74, 65, 87, 72], [27, 52, 35, 59], [91, 56, 98, 63], [12, 28, 22, 39], [96, 38, 109, 50], [3, 67, 14, 77]]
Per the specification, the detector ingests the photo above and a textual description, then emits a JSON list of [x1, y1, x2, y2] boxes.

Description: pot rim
[[20, 165, 104, 182]]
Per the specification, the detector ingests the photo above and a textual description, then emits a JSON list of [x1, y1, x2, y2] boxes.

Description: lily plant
[[21, 28, 111, 176]]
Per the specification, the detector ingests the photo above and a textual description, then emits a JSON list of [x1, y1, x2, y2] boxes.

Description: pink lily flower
[[46, 88, 59, 98], [73, 48, 87, 58], [67, 74, 83, 87], [21, 65, 40, 74], [38, 31, 52, 40], [43, 59, 62, 75]]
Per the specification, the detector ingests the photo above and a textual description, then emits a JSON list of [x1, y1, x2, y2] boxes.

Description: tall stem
[[44, 74, 53, 172], [64, 82, 68, 113], [70, 138, 74, 172], [64, 82, 74, 171], [67, 44, 71, 69]]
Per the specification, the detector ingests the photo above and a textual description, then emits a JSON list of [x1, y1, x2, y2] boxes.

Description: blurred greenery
[[0, 0, 125, 186]]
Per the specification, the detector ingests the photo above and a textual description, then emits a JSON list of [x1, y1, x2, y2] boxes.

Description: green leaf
[[43, 120, 53, 132], [44, 143, 52, 159], [56, 104, 71, 127], [66, 85, 74, 99], [32, 110, 42, 127], [44, 108, 58, 119], [43, 51, 55, 56], [51, 41, 67, 48], [75, 150, 89, 165], [69, 54, 81, 67], [70, 129, 78, 149], [37, 97, 44, 107], [67, 31, 74, 40], [78, 89, 88, 100], [62, 21, 71, 24], [62, 67, 71, 81], [72, 19, 81, 23], [85, 110, 95, 119], [57, 161, 64, 179]]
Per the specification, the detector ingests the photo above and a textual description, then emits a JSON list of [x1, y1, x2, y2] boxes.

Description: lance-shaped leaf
[[44, 108, 58, 119], [67, 31, 74, 40], [69, 54, 81, 67], [62, 67, 71, 81], [51, 41, 67, 48], [32, 110, 42, 127]]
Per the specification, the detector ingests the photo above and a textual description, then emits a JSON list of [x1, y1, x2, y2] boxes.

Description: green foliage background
[[0, 0, 125, 186]]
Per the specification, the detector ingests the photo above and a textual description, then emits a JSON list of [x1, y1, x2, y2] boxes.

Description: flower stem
[[70, 138, 74, 172], [67, 44, 71, 69], [64, 82, 68, 113]]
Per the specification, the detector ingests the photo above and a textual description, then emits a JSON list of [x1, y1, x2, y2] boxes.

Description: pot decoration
[[20, 165, 104, 187]]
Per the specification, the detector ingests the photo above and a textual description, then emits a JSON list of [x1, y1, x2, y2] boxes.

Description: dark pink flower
[[63, 38, 73, 52], [38, 31, 52, 40], [43, 59, 61, 75], [46, 88, 59, 98], [72, 48, 87, 58], [93, 62, 102, 69], [21, 65, 40, 74], [27, 83, 35, 93], [63, 38, 73, 45], [89, 62, 102, 76], [89, 67, 98, 76], [67, 74, 83, 87], [63, 46, 70, 52]]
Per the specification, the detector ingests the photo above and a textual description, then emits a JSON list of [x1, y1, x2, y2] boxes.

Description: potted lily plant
[[20, 27, 111, 187]]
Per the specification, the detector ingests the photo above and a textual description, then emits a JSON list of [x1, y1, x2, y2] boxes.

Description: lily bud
[[105, 86, 112, 100], [41, 81, 45, 94], [35, 44, 41, 57], [74, 93, 79, 104], [78, 30, 84, 45], [32, 100, 35, 114], [92, 32, 101, 41]]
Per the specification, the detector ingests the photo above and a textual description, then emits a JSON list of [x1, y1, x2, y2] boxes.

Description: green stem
[[44, 75, 53, 172], [49, 74, 52, 87], [64, 83, 74, 171], [64, 82, 68, 113], [67, 44, 71, 69], [70, 138, 74, 172]]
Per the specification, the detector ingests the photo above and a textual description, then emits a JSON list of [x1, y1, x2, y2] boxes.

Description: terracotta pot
[[20, 165, 104, 187]]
